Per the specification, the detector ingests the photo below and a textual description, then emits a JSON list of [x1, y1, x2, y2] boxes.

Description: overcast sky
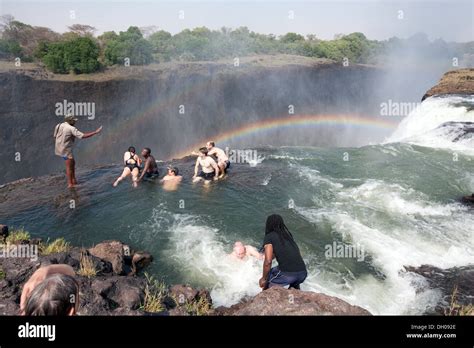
[[1, 0, 473, 42]]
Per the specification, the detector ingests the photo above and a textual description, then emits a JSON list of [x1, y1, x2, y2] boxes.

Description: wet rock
[[461, 193, 474, 205], [404, 264, 474, 312], [78, 276, 146, 315], [170, 284, 199, 303], [40, 251, 80, 269], [422, 68, 474, 100], [168, 306, 191, 316], [216, 287, 371, 315], [109, 277, 145, 310], [0, 299, 19, 315], [131, 251, 153, 273], [0, 224, 9, 242], [0, 257, 38, 290], [0, 239, 154, 316], [88, 240, 128, 275]]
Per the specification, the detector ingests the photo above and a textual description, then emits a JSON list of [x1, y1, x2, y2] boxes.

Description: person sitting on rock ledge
[[113, 146, 142, 188], [193, 147, 219, 184], [259, 214, 307, 290], [20, 264, 79, 316], [138, 147, 160, 182]]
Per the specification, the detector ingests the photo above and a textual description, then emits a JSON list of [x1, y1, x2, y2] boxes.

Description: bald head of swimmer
[[233, 241, 247, 259]]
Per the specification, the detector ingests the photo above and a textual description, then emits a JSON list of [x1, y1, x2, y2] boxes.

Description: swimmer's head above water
[[233, 241, 247, 259], [167, 166, 179, 176], [142, 147, 151, 157]]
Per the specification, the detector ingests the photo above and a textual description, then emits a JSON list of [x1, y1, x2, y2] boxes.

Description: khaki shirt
[[54, 122, 84, 157]]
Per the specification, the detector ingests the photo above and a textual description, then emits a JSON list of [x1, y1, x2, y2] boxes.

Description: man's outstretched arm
[[81, 126, 102, 139]]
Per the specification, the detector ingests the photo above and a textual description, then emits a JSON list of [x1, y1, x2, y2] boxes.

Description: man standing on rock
[[54, 114, 102, 188]]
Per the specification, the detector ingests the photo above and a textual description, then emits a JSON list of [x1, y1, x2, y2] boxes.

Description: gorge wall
[[1, 55, 391, 183]]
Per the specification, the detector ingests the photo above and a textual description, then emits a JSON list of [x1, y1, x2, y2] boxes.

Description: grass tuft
[[141, 273, 167, 313], [444, 285, 474, 316], [40, 238, 71, 255], [5, 229, 30, 244], [77, 250, 97, 278], [184, 296, 212, 316]]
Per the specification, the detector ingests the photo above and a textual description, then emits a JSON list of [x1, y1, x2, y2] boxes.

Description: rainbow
[[171, 114, 399, 159]]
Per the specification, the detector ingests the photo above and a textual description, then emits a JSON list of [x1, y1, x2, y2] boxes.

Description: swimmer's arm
[[135, 154, 142, 167], [247, 245, 264, 260], [193, 158, 199, 177], [211, 161, 219, 179], [259, 244, 273, 288], [207, 148, 216, 156], [138, 158, 150, 181]]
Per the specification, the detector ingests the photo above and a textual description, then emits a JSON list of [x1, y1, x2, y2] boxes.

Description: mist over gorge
[[0, 55, 443, 183]]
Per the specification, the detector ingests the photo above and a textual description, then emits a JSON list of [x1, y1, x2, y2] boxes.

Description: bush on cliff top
[[41, 36, 100, 74], [103, 26, 153, 66]]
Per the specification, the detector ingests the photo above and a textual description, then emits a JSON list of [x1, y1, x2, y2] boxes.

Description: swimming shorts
[[198, 171, 216, 180], [144, 170, 159, 180], [266, 266, 307, 290]]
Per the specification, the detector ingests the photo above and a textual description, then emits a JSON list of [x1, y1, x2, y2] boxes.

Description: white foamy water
[[387, 95, 474, 141], [294, 166, 474, 314], [126, 95, 473, 314], [167, 213, 263, 307]]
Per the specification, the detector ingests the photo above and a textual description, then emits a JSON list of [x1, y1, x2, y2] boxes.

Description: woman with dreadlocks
[[259, 214, 307, 290]]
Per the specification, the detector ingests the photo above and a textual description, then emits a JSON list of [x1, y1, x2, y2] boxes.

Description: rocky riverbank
[[404, 264, 474, 315], [0, 232, 373, 316]]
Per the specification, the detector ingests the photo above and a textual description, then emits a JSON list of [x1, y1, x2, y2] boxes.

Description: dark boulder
[[404, 264, 474, 313], [88, 240, 129, 275], [215, 287, 371, 316]]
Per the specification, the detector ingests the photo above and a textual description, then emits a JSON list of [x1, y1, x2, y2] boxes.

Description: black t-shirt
[[263, 231, 306, 272]]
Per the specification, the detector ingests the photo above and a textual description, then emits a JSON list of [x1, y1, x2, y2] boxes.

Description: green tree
[[148, 30, 172, 62], [42, 36, 100, 74], [280, 32, 305, 43], [0, 39, 22, 59], [104, 26, 152, 65]]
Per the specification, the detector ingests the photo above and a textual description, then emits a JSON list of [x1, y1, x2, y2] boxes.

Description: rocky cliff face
[[0, 56, 385, 184], [422, 68, 474, 100]]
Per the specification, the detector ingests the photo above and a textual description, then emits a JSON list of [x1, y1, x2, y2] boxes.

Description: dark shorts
[[266, 266, 307, 289], [198, 171, 215, 180], [144, 170, 159, 180]]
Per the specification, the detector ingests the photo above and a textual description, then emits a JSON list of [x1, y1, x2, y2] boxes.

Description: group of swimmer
[[53, 114, 230, 189], [112, 146, 182, 189], [111, 141, 229, 188]]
